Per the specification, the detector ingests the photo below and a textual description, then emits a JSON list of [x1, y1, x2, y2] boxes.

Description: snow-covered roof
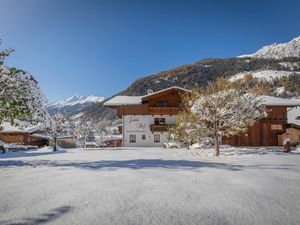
[[104, 86, 190, 106], [31, 133, 74, 139], [259, 95, 300, 107], [142, 86, 190, 99], [0, 122, 26, 133], [104, 96, 142, 106], [0, 122, 42, 134]]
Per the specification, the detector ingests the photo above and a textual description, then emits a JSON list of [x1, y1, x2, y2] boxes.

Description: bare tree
[[44, 113, 69, 151], [191, 79, 266, 156]]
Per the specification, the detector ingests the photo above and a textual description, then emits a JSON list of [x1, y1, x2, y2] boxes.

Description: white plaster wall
[[123, 115, 176, 147], [288, 107, 300, 126]]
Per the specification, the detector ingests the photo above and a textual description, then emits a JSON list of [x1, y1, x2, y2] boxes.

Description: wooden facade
[[0, 132, 76, 148], [222, 106, 288, 146], [115, 88, 187, 118]]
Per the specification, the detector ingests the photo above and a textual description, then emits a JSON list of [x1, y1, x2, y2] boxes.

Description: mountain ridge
[[238, 36, 300, 59], [47, 94, 105, 116], [48, 94, 105, 108]]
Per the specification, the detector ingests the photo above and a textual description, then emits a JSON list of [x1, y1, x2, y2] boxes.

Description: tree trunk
[[187, 141, 190, 150], [53, 137, 57, 152], [214, 130, 220, 156]]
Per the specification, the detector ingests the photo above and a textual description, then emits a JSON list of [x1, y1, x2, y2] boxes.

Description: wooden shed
[[222, 96, 300, 146]]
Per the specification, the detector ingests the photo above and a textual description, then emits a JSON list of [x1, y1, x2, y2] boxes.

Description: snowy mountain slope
[[229, 70, 299, 82], [47, 94, 105, 116], [48, 94, 104, 108], [238, 36, 300, 59]]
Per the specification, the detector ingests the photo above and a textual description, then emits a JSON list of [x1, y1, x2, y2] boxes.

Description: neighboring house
[[222, 96, 300, 146], [278, 124, 300, 146], [0, 122, 48, 146], [0, 122, 76, 148], [104, 86, 189, 147]]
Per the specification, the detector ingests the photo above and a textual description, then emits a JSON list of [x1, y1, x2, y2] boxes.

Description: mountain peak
[[238, 35, 300, 59], [48, 94, 105, 108]]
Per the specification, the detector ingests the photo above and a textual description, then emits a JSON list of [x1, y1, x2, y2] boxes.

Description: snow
[[183, 145, 299, 157], [0, 121, 42, 133], [229, 70, 296, 82], [104, 96, 142, 106], [275, 86, 285, 95], [278, 62, 300, 70], [48, 94, 105, 108], [259, 95, 300, 107], [238, 35, 300, 59], [1, 147, 300, 225], [141, 86, 190, 99], [104, 86, 190, 106], [288, 106, 300, 126]]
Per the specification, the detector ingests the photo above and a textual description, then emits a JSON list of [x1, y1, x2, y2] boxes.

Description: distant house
[[104, 86, 189, 147], [0, 122, 76, 148], [0, 122, 47, 146]]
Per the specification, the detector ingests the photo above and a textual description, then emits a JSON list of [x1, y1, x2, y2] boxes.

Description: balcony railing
[[150, 124, 175, 132], [149, 107, 181, 115]]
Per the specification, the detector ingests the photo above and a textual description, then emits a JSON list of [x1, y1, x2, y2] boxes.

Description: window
[[142, 134, 146, 140], [154, 118, 166, 125], [154, 134, 160, 142], [178, 100, 183, 107], [156, 101, 168, 107], [129, 135, 136, 143]]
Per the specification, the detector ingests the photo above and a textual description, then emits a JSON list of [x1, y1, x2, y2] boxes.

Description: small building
[[0, 122, 76, 148], [0, 122, 47, 146], [104, 86, 189, 147], [222, 96, 300, 146]]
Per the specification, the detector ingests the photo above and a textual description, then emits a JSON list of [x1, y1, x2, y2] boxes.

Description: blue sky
[[0, 0, 300, 102]]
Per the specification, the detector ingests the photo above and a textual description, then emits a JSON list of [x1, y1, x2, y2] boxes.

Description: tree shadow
[[0, 150, 67, 159], [0, 158, 296, 172], [1, 205, 74, 225]]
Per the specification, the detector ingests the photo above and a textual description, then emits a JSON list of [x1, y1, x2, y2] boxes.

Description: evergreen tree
[[0, 40, 47, 130]]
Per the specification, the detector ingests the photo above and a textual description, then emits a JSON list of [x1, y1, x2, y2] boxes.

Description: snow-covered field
[[1, 147, 300, 225]]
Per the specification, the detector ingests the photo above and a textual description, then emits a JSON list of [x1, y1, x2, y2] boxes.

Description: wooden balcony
[[149, 107, 181, 115], [150, 124, 174, 132]]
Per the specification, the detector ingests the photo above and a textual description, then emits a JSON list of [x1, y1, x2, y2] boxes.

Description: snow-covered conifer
[[0, 41, 47, 130]]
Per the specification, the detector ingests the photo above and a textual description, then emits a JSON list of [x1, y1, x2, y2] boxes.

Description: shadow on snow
[[0, 158, 296, 172], [0, 150, 67, 159], [0, 205, 73, 225]]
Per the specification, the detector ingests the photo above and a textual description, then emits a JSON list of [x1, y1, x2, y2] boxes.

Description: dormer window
[[157, 101, 168, 107]]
